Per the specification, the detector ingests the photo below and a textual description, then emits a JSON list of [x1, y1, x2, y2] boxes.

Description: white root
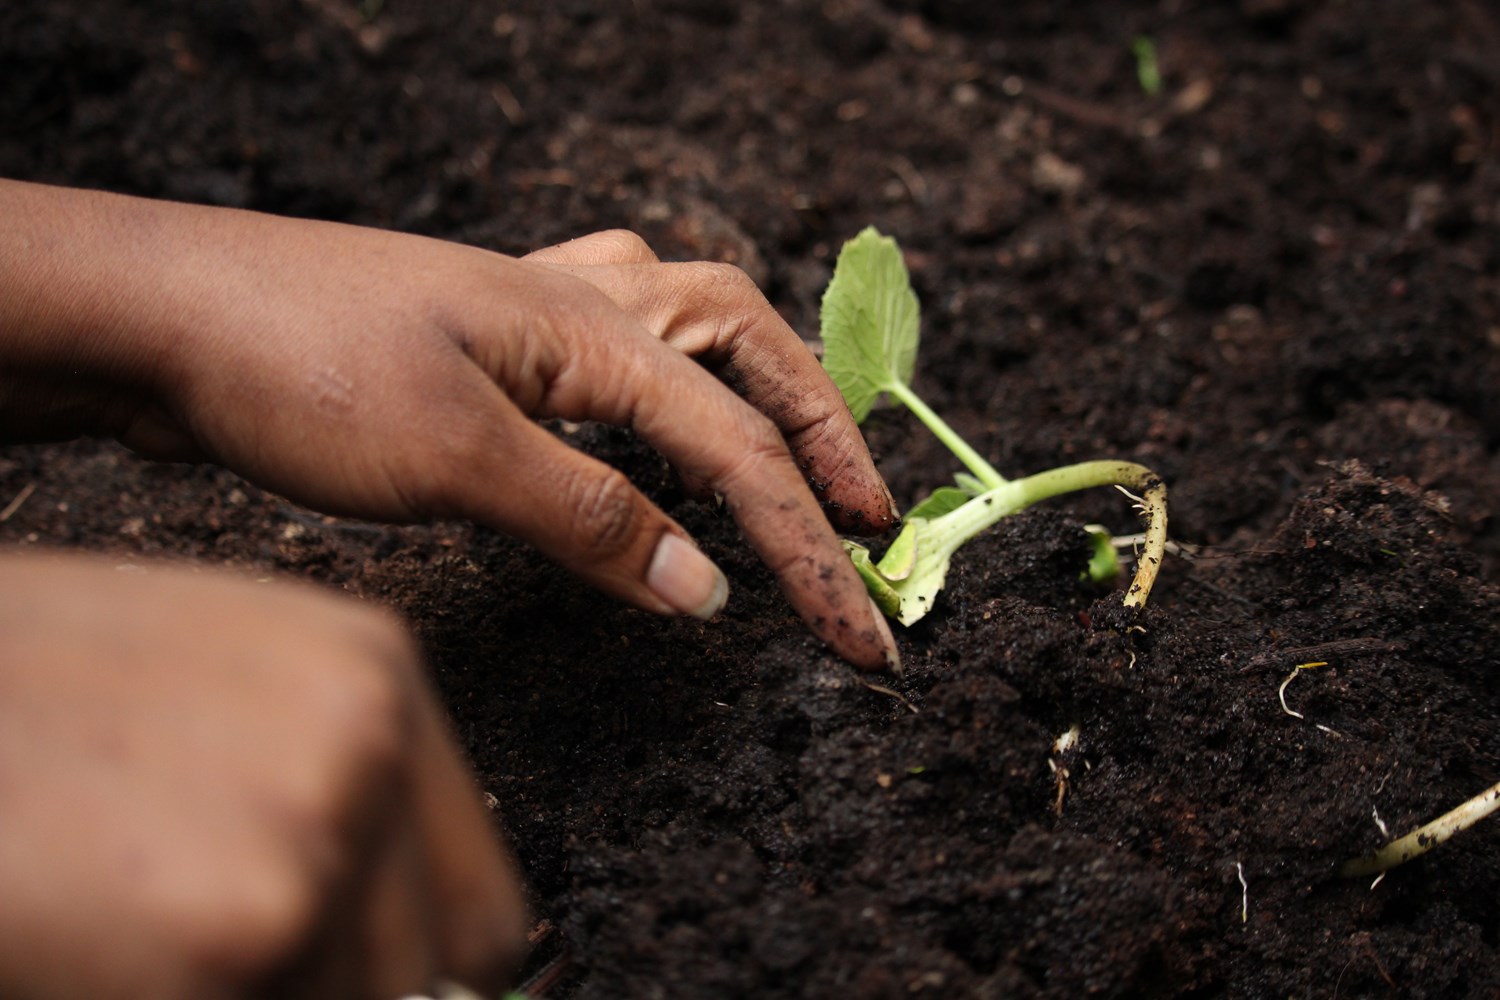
[[1092, 528, 1201, 560], [1050, 724, 1081, 815], [1341, 779, 1500, 877], [1053, 724, 1080, 755], [1277, 661, 1342, 737], [1235, 862, 1248, 924]]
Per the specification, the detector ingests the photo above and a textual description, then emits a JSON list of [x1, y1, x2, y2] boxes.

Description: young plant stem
[[887, 381, 1007, 489], [1341, 779, 1500, 877], [1032, 461, 1170, 611], [994, 460, 1167, 609], [891, 460, 1167, 608]]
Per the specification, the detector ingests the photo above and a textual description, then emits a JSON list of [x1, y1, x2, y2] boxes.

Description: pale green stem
[[921, 460, 1169, 608], [1010, 461, 1169, 610], [888, 381, 1008, 489], [1341, 779, 1500, 878]]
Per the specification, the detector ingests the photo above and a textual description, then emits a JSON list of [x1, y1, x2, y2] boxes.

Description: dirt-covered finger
[[535, 330, 898, 670], [531, 259, 897, 534]]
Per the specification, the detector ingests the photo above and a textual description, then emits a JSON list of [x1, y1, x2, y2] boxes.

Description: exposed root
[[1341, 779, 1500, 877], [1277, 661, 1343, 737]]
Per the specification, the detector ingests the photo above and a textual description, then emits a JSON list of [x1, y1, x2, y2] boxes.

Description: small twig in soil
[[1334, 932, 1399, 997], [1243, 637, 1404, 674], [888, 155, 930, 205], [1022, 80, 1134, 133], [1341, 779, 1500, 877], [1235, 862, 1248, 924], [518, 949, 575, 998], [0, 481, 36, 522]]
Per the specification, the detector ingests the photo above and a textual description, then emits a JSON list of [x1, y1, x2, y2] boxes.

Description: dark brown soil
[[4, 1, 1500, 996]]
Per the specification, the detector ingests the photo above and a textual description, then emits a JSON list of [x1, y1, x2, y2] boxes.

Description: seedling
[[820, 228, 1169, 625]]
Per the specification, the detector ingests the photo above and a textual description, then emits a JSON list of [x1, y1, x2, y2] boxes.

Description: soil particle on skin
[[3, 0, 1500, 997]]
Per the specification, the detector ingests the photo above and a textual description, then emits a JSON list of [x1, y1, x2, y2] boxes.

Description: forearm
[[1, 181, 176, 368], [0, 180, 209, 441]]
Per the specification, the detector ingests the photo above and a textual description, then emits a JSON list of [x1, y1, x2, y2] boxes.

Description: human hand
[[0, 553, 527, 999], [0, 181, 900, 670]]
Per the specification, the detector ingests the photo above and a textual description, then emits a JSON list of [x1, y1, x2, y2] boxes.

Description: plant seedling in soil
[[820, 227, 1169, 625]]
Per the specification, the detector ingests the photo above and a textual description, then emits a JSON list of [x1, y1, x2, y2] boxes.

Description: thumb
[[433, 393, 728, 620]]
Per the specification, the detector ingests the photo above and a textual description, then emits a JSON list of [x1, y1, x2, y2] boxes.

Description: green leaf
[[1132, 36, 1162, 96], [880, 516, 962, 626], [819, 227, 920, 422], [1083, 526, 1121, 584], [905, 486, 974, 521]]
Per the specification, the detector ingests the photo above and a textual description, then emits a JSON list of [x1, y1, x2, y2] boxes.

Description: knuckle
[[785, 380, 848, 439], [681, 260, 760, 310], [273, 623, 415, 824], [592, 228, 656, 262], [562, 467, 643, 562], [668, 262, 772, 356]]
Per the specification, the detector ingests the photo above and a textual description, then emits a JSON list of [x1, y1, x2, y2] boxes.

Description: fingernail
[[647, 533, 729, 620], [879, 478, 899, 520], [868, 596, 903, 675]]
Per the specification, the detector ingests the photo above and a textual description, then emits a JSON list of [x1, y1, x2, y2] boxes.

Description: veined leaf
[[819, 227, 920, 422]]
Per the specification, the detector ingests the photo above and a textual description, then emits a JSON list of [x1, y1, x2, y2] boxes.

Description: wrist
[[0, 180, 233, 442], [0, 180, 191, 378]]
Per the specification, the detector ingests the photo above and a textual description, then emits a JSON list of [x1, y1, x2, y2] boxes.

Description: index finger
[[528, 253, 898, 536], [460, 263, 900, 672]]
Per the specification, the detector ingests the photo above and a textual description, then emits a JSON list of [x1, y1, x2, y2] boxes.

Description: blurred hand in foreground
[[0, 553, 528, 999]]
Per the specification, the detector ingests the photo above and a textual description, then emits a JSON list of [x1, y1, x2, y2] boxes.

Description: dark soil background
[[4, 1, 1500, 996]]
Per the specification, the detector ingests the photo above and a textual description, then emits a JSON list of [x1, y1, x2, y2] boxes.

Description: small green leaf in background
[[1083, 526, 1122, 584], [1132, 36, 1162, 96], [819, 227, 920, 422]]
